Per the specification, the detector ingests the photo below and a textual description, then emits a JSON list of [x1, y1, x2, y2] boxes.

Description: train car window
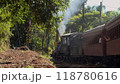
[[67, 37, 70, 46], [114, 25, 119, 38], [116, 26, 119, 38], [115, 26, 118, 38], [99, 37, 102, 43], [62, 37, 67, 44], [113, 27, 116, 38], [107, 24, 120, 40], [108, 29, 112, 39], [112, 28, 114, 39], [107, 28, 113, 40], [107, 29, 110, 38], [118, 24, 120, 38], [78, 35, 82, 40]]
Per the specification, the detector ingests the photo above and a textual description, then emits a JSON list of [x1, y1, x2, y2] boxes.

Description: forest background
[[0, 0, 120, 57]]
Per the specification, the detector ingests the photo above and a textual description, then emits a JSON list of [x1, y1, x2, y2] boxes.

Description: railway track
[[53, 59, 120, 68]]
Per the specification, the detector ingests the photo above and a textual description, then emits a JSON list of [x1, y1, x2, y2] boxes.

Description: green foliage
[[66, 6, 120, 33], [0, 7, 13, 51], [0, 0, 69, 53], [118, 7, 120, 11], [92, 5, 106, 12], [30, 23, 56, 53], [66, 11, 102, 32], [104, 11, 120, 22], [26, 66, 34, 68]]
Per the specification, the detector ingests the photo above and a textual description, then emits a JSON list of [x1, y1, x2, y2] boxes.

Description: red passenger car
[[105, 15, 120, 56], [83, 24, 105, 57]]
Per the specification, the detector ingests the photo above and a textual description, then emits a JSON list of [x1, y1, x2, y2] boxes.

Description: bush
[[0, 8, 12, 51], [0, 22, 12, 51]]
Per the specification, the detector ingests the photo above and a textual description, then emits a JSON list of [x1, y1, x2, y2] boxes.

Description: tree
[[104, 11, 120, 22], [65, 6, 120, 33], [66, 11, 104, 33], [118, 7, 120, 11], [92, 5, 106, 12], [0, 6, 13, 51], [0, 0, 69, 52]]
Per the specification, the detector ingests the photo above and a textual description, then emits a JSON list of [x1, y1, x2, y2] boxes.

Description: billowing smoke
[[58, 0, 86, 35]]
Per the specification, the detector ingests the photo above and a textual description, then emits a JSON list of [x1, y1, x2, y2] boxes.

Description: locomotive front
[[51, 33, 75, 60]]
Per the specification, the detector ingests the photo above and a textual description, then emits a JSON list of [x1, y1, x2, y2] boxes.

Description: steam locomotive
[[51, 15, 120, 65]]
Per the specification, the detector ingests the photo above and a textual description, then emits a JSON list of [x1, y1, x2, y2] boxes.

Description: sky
[[86, 0, 120, 11]]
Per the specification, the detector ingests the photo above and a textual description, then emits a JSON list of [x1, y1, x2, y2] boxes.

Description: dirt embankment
[[0, 49, 55, 68]]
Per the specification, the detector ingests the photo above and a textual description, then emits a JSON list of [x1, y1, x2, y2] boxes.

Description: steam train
[[51, 15, 120, 65]]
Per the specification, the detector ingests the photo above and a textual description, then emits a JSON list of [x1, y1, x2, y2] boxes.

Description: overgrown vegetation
[[0, 0, 69, 53], [0, 7, 13, 51]]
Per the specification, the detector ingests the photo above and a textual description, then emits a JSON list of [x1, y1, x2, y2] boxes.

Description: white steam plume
[[58, 0, 86, 35]]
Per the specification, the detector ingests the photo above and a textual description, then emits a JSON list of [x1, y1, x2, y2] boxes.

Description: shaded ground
[[55, 62, 104, 68], [0, 49, 55, 68], [54, 59, 119, 68], [54, 61, 103, 68]]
